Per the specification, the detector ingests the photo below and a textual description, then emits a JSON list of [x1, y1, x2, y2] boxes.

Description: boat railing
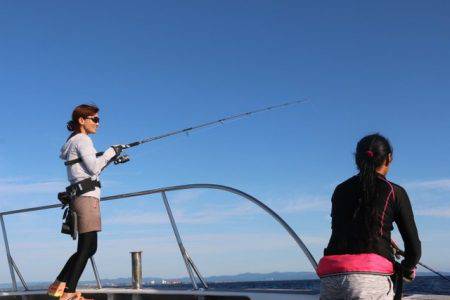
[[0, 183, 318, 292]]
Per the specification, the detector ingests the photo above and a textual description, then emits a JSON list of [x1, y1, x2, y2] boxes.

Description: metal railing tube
[[186, 254, 208, 289], [0, 204, 61, 216], [90, 256, 102, 289], [0, 215, 17, 291], [201, 184, 319, 270], [10, 257, 28, 290], [0, 182, 318, 291], [161, 192, 198, 290]]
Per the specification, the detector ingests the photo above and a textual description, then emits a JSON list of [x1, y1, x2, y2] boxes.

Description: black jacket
[[324, 175, 421, 269]]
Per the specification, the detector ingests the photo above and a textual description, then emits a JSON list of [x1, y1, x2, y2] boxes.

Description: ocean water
[[145, 277, 450, 296], [2, 277, 449, 296]]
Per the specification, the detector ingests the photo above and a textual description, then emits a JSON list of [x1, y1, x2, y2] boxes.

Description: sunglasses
[[85, 116, 100, 123]]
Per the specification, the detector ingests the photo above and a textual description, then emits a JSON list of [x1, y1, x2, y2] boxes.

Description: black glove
[[401, 262, 416, 282], [111, 144, 126, 156]]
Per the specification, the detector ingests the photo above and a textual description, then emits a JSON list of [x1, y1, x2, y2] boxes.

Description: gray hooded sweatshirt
[[60, 133, 116, 199]]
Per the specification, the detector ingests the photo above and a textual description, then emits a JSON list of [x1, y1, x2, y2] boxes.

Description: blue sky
[[0, 0, 449, 284]]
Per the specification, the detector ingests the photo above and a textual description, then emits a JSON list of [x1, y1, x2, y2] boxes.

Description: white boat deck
[[0, 287, 318, 299], [0, 288, 448, 300]]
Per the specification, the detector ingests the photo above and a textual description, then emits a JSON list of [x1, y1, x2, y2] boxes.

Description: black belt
[[58, 178, 100, 208], [66, 178, 101, 198]]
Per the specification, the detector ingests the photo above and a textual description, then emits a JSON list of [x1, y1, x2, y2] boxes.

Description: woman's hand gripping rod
[[391, 239, 450, 282], [64, 100, 308, 167]]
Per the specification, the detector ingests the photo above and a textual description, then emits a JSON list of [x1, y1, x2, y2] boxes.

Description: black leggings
[[57, 231, 97, 292]]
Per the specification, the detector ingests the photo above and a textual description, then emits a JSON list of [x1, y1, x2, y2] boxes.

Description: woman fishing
[[48, 104, 122, 300], [317, 133, 421, 299]]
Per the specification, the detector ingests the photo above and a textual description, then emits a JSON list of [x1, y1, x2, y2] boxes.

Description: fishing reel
[[114, 154, 130, 165]]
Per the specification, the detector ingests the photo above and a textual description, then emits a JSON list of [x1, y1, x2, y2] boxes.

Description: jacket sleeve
[[76, 135, 116, 176], [330, 186, 339, 230], [394, 186, 421, 269]]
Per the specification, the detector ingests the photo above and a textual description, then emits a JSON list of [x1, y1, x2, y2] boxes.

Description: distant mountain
[[82, 272, 318, 285], [0, 272, 317, 289], [194, 271, 317, 283], [166, 271, 450, 283], [103, 272, 318, 284]]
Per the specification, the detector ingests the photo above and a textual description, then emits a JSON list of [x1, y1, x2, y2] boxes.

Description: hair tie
[[67, 120, 75, 131], [366, 150, 374, 158]]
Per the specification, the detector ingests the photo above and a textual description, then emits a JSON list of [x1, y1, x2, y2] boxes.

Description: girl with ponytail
[[317, 134, 421, 299]]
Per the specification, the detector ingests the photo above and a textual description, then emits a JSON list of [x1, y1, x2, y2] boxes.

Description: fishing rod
[[391, 239, 450, 282], [65, 99, 308, 166]]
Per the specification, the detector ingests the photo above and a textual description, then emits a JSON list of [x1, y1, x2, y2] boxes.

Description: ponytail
[[354, 133, 393, 237], [66, 120, 76, 131]]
